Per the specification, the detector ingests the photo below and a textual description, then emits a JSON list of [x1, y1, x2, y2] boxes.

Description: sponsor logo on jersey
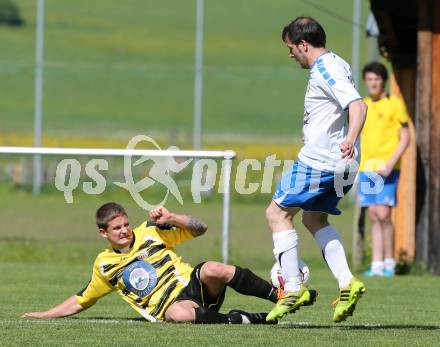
[[122, 260, 157, 298]]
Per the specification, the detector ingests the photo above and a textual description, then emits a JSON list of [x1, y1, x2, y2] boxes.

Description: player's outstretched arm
[[150, 206, 208, 237], [21, 295, 85, 319], [340, 99, 368, 159]]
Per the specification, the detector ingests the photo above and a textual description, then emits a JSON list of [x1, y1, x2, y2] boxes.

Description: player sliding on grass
[[265, 17, 368, 323], [23, 203, 279, 324]]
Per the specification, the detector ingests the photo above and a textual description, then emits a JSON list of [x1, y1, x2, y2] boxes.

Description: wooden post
[[369, 0, 440, 274], [415, 0, 432, 265], [429, 1, 440, 275], [390, 72, 417, 262]]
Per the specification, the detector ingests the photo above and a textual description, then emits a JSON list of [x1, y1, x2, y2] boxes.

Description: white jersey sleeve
[[318, 58, 361, 110]]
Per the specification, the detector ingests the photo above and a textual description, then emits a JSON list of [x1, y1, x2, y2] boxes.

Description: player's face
[[285, 38, 309, 69], [364, 72, 385, 98], [100, 214, 133, 249]]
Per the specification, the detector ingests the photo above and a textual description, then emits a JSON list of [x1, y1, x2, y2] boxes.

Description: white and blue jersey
[[273, 52, 362, 214], [299, 51, 362, 172]]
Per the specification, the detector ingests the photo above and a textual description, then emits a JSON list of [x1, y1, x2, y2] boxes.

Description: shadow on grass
[[67, 318, 440, 331], [279, 322, 440, 331]]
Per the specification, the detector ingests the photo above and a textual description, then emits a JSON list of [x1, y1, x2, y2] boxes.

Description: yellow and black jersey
[[360, 94, 410, 171], [75, 221, 194, 321]]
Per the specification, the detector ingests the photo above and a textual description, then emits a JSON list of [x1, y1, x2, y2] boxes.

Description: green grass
[[2, 263, 439, 347], [0, 2, 435, 344], [0, 0, 373, 141], [0, 185, 439, 346]]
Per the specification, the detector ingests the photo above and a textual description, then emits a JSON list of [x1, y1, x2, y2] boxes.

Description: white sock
[[384, 258, 396, 271], [272, 229, 302, 293], [371, 260, 384, 274], [240, 314, 251, 324], [314, 225, 353, 289]]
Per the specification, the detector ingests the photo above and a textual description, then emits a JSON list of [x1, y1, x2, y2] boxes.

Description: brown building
[[370, 0, 440, 274]]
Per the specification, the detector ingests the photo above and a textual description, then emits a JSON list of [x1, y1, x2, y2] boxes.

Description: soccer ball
[[270, 259, 310, 288]]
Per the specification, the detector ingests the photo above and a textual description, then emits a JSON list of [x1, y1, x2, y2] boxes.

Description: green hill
[[0, 0, 370, 143]]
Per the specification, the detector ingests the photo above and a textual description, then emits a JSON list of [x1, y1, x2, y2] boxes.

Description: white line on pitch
[[0, 319, 142, 325]]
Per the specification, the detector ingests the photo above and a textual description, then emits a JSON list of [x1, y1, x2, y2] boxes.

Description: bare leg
[[375, 205, 395, 272], [301, 211, 329, 235], [165, 300, 198, 322], [164, 262, 234, 324], [375, 205, 393, 260], [164, 262, 275, 324], [199, 261, 235, 298], [368, 206, 384, 262], [265, 200, 299, 232]]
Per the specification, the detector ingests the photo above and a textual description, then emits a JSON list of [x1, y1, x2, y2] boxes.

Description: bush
[[0, 0, 24, 26]]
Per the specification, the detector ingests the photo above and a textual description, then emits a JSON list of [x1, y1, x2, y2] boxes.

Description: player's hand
[[339, 140, 355, 159], [21, 312, 47, 319], [376, 162, 393, 177], [149, 206, 174, 225]]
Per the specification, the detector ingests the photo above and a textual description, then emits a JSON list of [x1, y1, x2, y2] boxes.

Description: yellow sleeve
[[75, 261, 113, 308], [155, 224, 195, 248], [395, 97, 410, 126]]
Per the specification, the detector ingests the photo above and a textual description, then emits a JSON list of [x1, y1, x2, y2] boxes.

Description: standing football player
[[266, 17, 368, 323], [359, 62, 410, 277]]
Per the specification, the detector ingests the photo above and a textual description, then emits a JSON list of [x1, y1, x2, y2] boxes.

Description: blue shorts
[[272, 161, 351, 215], [358, 170, 400, 207]]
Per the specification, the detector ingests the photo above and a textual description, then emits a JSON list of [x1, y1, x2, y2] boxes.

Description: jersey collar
[[112, 232, 136, 254], [310, 50, 331, 70]]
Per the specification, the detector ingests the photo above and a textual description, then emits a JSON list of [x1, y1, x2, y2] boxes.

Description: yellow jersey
[[360, 94, 410, 171], [75, 221, 194, 321]]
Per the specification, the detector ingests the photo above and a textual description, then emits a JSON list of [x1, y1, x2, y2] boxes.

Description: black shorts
[[175, 262, 226, 312]]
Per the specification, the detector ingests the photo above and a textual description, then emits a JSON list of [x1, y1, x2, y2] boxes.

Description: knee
[[165, 306, 195, 323], [376, 209, 391, 224], [265, 203, 289, 227], [369, 207, 391, 224], [265, 205, 277, 224], [202, 262, 231, 281], [368, 207, 380, 224]]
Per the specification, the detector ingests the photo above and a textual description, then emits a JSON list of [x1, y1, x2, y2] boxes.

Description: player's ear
[[98, 228, 108, 239], [302, 41, 308, 52]]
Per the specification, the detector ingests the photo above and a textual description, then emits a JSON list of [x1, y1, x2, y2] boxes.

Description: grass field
[[1, 1, 438, 345], [0, 0, 372, 142], [0, 185, 439, 346]]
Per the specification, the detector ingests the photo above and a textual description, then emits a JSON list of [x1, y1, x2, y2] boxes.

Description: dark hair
[[362, 61, 388, 82], [96, 202, 127, 229], [281, 16, 326, 48]]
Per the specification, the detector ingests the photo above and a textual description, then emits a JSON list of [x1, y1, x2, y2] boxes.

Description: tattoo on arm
[[187, 217, 208, 237]]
